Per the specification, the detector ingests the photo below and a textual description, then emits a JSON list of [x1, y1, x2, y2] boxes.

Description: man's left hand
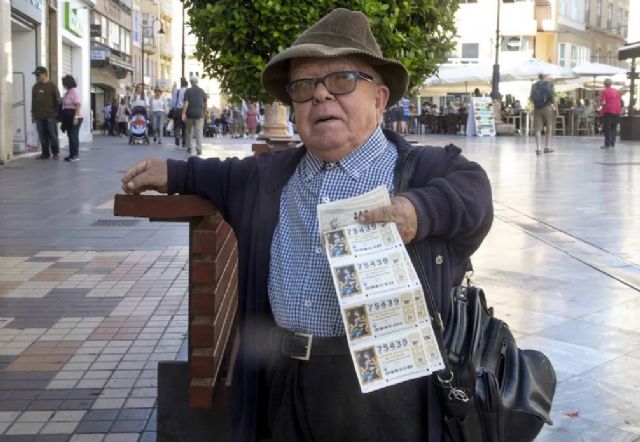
[[359, 196, 418, 244]]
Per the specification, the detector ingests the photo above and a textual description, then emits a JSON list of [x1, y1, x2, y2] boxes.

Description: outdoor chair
[[554, 114, 566, 135], [576, 114, 595, 135]]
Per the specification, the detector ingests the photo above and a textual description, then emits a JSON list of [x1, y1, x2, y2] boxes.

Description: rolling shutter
[[62, 44, 73, 76]]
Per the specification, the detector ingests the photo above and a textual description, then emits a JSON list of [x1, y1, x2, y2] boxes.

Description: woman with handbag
[[60, 75, 83, 162], [116, 98, 129, 136]]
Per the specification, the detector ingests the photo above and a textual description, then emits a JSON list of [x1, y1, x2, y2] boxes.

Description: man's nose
[[312, 80, 334, 103]]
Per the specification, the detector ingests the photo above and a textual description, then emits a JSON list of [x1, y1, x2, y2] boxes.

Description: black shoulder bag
[[397, 144, 556, 442]]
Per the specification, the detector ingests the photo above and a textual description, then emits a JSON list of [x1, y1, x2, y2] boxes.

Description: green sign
[[64, 3, 83, 37]]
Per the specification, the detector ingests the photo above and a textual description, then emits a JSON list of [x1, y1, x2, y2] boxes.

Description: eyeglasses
[[285, 71, 378, 103]]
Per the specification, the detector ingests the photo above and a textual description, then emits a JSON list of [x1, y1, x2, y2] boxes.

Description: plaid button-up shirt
[[268, 126, 398, 337]]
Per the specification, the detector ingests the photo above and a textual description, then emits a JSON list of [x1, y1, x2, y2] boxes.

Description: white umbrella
[[425, 64, 494, 86], [502, 58, 575, 81], [572, 62, 627, 99], [572, 62, 627, 76]]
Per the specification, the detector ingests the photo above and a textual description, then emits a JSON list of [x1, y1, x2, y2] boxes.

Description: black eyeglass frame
[[284, 70, 378, 103]]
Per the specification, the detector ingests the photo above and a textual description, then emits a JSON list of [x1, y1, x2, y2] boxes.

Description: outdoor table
[[503, 114, 522, 135]]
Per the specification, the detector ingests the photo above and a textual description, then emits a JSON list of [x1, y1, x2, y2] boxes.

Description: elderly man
[[122, 8, 493, 442]]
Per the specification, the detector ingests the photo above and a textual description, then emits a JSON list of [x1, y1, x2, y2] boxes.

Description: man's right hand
[[121, 157, 168, 194]]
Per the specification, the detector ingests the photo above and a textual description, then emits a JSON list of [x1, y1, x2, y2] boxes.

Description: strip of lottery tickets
[[318, 186, 444, 393]]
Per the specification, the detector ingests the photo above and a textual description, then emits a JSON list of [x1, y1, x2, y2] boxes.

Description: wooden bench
[[114, 194, 238, 441]]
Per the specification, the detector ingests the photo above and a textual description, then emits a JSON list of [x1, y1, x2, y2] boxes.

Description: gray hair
[[190, 76, 199, 85], [604, 78, 612, 87]]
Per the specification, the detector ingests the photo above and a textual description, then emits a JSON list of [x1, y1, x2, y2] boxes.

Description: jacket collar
[[264, 128, 413, 192]]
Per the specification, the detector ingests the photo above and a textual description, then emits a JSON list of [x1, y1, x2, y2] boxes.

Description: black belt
[[270, 327, 348, 361]]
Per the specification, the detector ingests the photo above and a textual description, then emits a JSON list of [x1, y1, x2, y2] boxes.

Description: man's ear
[[375, 86, 390, 121]]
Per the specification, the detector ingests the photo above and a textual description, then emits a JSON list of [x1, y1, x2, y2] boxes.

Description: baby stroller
[[128, 106, 149, 145]]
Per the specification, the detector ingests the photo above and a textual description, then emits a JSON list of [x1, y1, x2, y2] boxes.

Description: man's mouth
[[315, 115, 340, 124]]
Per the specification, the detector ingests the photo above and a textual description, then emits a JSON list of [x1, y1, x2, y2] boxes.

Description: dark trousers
[[266, 346, 432, 442], [67, 119, 82, 158], [173, 108, 186, 146], [119, 122, 127, 135], [602, 113, 619, 147], [36, 117, 59, 157]]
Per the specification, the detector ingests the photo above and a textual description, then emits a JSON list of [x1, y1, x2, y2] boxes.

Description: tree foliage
[[184, 0, 459, 102]]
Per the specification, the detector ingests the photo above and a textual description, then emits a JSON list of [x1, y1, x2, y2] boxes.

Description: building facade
[[89, 0, 132, 130], [449, 0, 629, 68], [1, 0, 93, 164], [535, 0, 629, 68]]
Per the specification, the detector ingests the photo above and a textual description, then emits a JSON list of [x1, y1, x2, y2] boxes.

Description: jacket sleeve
[[400, 147, 493, 257], [166, 156, 259, 224]]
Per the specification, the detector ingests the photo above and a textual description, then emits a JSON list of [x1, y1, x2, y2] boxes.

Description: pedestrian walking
[[150, 87, 169, 144], [599, 78, 622, 149], [102, 102, 112, 135], [116, 98, 129, 136], [31, 66, 61, 160], [181, 77, 207, 155], [171, 78, 188, 147], [59, 75, 83, 162], [122, 8, 493, 442], [246, 104, 259, 136], [530, 73, 556, 155], [110, 98, 118, 135]]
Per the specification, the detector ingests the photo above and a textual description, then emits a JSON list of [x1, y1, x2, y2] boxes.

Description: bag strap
[[396, 144, 466, 389]]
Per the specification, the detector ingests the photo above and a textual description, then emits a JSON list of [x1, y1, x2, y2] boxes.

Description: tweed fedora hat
[[262, 8, 409, 107]]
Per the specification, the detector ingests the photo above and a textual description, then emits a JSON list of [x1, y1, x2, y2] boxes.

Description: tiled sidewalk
[[0, 249, 188, 441]]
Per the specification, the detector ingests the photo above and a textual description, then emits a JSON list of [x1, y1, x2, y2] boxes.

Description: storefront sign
[[506, 37, 521, 51], [10, 0, 43, 24], [64, 2, 83, 37], [90, 24, 102, 38], [90, 48, 109, 60]]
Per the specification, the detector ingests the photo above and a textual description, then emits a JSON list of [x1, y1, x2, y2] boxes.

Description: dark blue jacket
[[167, 129, 494, 441]]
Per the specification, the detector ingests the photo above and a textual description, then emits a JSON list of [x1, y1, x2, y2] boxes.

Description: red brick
[[192, 259, 216, 285], [191, 316, 215, 348], [191, 286, 216, 316], [190, 378, 215, 408], [191, 347, 216, 378], [192, 230, 217, 256]]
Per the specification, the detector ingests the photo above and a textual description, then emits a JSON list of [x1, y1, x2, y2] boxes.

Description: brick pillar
[[189, 215, 238, 408]]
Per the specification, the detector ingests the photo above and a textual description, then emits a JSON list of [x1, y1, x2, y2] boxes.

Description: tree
[[184, 0, 458, 102]]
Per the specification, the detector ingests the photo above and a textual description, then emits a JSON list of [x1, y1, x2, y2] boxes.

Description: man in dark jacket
[[31, 66, 61, 159], [122, 8, 493, 442]]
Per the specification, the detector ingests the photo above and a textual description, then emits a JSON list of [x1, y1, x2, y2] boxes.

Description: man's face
[[36, 73, 47, 83], [289, 57, 389, 162]]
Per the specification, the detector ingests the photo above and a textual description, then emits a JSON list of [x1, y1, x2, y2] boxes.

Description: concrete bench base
[[157, 360, 232, 442]]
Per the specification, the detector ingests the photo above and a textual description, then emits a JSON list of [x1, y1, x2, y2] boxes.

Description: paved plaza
[[0, 132, 638, 441]]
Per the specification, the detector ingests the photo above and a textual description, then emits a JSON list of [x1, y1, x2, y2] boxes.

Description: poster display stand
[[466, 97, 496, 137]]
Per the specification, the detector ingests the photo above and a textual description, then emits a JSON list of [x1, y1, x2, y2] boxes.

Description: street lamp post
[[181, 4, 186, 82], [491, 0, 501, 100], [141, 17, 164, 93]]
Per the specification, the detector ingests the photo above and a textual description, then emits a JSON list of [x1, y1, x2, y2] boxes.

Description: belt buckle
[[290, 332, 313, 361]]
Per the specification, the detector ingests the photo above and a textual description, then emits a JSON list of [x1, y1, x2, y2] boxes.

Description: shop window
[[461, 43, 479, 59], [558, 43, 566, 67]]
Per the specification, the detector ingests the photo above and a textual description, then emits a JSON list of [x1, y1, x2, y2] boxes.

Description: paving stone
[[116, 408, 152, 421], [75, 419, 113, 434], [70, 434, 106, 442], [82, 410, 119, 422], [5, 421, 45, 434], [40, 420, 79, 434], [110, 419, 146, 433]]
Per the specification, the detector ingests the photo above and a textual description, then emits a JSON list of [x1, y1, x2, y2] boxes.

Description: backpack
[[531, 81, 552, 109]]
